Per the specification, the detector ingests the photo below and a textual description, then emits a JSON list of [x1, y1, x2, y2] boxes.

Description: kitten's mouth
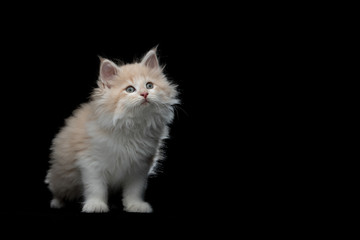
[[141, 99, 150, 105]]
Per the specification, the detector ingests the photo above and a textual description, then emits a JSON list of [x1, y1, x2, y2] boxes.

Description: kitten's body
[[45, 49, 178, 212]]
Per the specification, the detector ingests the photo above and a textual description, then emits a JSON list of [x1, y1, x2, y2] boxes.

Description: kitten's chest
[[91, 121, 163, 161]]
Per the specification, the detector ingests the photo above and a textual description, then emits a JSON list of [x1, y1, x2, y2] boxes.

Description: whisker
[[151, 100, 166, 112], [173, 104, 188, 118]]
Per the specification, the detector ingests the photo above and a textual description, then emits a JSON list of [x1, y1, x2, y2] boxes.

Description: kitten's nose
[[140, 92, 149, 99]]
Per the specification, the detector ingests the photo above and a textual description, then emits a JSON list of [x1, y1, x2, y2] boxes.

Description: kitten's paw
[[82, 199, 109, 213], [124, 201, 153, 213], [50, 198, 64, 209]]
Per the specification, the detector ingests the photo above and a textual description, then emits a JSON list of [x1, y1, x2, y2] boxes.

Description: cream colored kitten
[[45, 48, 179, 213]]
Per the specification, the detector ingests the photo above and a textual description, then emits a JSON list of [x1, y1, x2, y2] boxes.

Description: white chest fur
[[82, 112, 168, 188]]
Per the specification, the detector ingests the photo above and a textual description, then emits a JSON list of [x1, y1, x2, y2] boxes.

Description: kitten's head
[[93, 48, 179, 125]]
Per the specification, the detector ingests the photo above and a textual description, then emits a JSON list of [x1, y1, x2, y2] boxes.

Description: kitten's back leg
[[45, 168, 82, 209], [50, 198, 65, 209]]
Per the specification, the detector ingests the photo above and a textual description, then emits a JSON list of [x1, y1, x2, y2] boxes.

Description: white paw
[[50, 198, 64, 209], [82, 199, 109, 213], [124, 201, 153, 213]]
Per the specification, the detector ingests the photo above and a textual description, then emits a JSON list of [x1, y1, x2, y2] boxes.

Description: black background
[[0, 4, 304, 234]]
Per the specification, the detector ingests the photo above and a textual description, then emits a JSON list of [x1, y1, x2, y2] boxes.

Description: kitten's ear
[[141, 47, 159, 69], [99, 57, 119, 88]]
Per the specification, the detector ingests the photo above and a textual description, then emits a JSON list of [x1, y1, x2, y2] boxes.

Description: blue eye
[[126, 86, 136, 93], [146, 82, 153, 89]]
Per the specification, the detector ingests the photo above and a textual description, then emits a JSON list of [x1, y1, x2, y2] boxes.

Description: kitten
[[45, 48, 179, 213]]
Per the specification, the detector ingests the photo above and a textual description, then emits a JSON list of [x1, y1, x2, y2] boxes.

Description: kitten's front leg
[[122, 173, 153, 213], [80, 161, 109, 213]]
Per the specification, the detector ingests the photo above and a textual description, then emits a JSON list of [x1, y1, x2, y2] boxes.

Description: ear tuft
[[141, 47, 159, 69], [99, 58, 119, 88]]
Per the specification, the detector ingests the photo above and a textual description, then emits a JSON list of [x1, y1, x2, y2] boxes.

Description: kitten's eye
[[125, 86, 136, 93], [146, 82, 154, 89]]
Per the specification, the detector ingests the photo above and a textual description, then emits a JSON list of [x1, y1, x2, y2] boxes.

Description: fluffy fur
[[45, 48, 179, 213]]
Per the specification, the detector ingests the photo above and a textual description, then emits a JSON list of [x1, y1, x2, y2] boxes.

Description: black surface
[[1, 5, 305, 233], [3, 25, 223, 216]]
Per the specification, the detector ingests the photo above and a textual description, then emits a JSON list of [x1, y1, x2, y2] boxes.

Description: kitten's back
[[51, 103, 92, 163], [45, 103, 92, 200]]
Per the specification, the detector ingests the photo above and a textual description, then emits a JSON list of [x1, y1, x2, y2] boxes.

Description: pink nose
[[141, 92, 149, 99]]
